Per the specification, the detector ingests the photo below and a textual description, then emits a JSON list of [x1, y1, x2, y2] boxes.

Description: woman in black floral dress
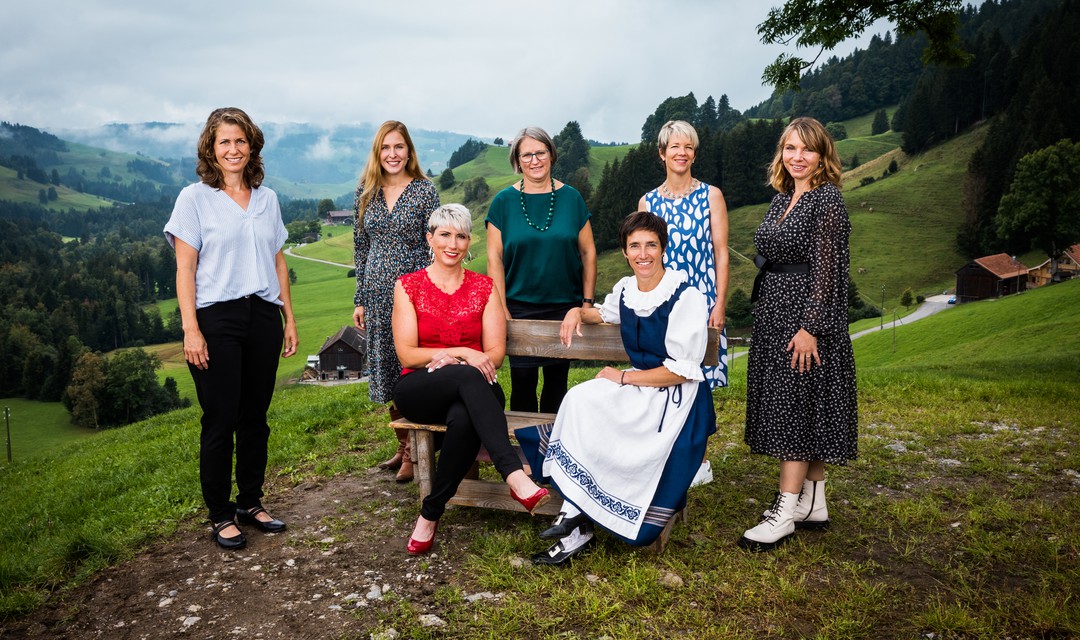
[[739, 117, 858, 552], [352, 121, 440, 482]]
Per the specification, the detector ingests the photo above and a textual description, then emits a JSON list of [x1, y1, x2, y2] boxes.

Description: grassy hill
[[0, 165, 113, 210], [0, 135, 186, 210], [1, 278, 1076, 635]]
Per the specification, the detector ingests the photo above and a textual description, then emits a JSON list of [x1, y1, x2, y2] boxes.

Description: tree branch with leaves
[[758, 0, 970, 91]]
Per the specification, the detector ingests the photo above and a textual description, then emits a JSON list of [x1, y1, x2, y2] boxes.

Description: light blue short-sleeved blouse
[[164, 182, 288, 309]]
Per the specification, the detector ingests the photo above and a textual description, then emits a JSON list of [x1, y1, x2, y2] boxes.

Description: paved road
[[284, 245, 351, 268], [850, 294, 952, 339], [728, 294, 953, 360]]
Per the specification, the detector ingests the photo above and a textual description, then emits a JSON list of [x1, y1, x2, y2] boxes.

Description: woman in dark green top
[[486, 126, 597, 413]]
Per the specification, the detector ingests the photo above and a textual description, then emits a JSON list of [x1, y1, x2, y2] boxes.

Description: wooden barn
[[316, 326, 368, 380], [1028, 243, 1080, 288], [954, 253, 1028, 303], [325, 210, 353, 225]]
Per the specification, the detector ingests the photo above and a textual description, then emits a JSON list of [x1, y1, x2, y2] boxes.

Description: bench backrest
[[506, 319, 720, 366]]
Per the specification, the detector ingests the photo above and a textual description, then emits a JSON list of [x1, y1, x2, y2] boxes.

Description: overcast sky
[[1, 1, 892, 143]]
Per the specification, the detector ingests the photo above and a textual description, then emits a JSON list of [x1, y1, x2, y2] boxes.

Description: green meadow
[[0, 165, 113, 210], [0, 398, 95, 462]]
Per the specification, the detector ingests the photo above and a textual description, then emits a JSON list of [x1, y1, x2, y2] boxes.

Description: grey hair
[[657, 120, 699, 155], [508, 126, 557, 173], [427, 203, 472, 236]]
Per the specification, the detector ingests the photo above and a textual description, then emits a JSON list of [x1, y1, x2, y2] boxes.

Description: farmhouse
[[325, 210, 353, 225], [315, 326, 368, 380], [954, 253, 1028, 303], [1028, 243, 1080, 288]]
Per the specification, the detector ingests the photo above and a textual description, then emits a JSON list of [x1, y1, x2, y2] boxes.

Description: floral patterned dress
[[353, 178, 439, 403]]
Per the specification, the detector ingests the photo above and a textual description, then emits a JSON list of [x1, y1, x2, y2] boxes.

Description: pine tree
[[871, 109, 889, 135]]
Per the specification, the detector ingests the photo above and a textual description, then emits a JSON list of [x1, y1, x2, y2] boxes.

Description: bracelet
[[620, 371, 626, 386]]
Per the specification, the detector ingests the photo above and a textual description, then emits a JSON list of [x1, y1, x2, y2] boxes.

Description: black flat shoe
[[236, 506, 287, 533], [211, 520, 246, 550], [532, 525, 594, 566], [539, 512, 591, 540]]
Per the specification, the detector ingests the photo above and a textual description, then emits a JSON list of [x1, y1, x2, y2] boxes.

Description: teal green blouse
[[485, 184, 590, 305]]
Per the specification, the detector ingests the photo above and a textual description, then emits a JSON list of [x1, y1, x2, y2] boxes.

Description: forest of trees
[[448, 139, 487, 169], [956, 0, 1080, 259]]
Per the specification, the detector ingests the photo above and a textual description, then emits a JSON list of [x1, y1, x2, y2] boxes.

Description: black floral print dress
[[745, 182, 858, 464], [353, 178, 439, 403]]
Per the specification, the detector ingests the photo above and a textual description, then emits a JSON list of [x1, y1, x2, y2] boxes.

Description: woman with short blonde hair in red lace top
[[391, 204, 551, 555]]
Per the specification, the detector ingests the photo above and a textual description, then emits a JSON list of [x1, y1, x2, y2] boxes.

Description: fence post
[[5, 406, 11, 463]]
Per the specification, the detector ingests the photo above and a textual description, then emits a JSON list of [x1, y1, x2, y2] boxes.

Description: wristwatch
[[582, 298, 595, 305]]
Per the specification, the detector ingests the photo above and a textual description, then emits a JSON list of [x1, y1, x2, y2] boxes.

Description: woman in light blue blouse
[[164, 107, 298, 551]]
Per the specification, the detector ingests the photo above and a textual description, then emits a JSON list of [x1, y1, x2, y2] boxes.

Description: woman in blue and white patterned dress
[[639, 120, 729, 390]]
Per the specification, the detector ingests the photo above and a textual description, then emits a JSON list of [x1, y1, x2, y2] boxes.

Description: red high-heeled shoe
[[510, 486, 550, 515], [406, 521, 438, 555]]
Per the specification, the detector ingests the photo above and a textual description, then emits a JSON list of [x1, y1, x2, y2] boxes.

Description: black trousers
[[509, 364, 569, 414], [506, 299, 574, 413], [393, 365, 521, 521], [189, 297, 284, 524]]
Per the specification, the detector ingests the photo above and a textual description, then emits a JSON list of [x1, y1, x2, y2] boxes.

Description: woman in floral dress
[[352, 120, 439, 482]]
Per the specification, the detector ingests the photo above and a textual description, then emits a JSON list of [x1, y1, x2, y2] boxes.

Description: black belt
[[751, 255, 810, 302]]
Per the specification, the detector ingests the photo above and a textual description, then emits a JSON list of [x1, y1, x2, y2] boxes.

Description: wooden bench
[[391, 318, 720, 550]]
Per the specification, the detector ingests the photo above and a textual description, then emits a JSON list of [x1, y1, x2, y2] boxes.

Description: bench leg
[[650, 507, 687, 553], [410, 430, 436, 501]]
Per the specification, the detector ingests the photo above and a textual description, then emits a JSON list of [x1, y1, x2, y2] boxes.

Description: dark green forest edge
[[1, 0, 1078, 429]]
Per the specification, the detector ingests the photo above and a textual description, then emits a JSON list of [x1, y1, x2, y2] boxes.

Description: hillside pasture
[[0, 398, 94, 464], [0, 165, 113, 210]]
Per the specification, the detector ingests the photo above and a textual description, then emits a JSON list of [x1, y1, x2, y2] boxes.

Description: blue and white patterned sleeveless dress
[[644, 181, 729, 388]]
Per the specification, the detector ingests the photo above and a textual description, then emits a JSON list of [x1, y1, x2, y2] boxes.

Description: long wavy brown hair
[[355, 121, 426, 222], [196, 107, 265, 189], [768, 117, 843, 193]]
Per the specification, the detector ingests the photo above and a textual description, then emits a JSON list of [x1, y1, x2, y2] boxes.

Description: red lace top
[[398, 268, 494, 375]]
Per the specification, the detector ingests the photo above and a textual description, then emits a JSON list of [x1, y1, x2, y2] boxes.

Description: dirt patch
[[0, 469, 492, 639]]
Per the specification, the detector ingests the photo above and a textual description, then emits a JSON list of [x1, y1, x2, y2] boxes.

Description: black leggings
[[393, 365, 521, 521]]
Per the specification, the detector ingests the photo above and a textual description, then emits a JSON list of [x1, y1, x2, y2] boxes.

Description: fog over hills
[[56, 122, 486, 186]]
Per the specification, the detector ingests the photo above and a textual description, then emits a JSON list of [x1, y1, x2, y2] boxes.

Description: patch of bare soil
[[0, 469, 485, 639]]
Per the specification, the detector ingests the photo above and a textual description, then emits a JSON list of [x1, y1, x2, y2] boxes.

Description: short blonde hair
[[657, 120, 699, 156], [768, 117, 843, 193], [508, 127, 557, 174], [427, 203, 472, 236]]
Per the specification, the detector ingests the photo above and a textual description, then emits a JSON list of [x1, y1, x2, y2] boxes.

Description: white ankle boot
[[793, 478, 829, 530], [739, 491, 799, 551]]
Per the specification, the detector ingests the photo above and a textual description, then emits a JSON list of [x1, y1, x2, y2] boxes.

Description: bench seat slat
[[505, 319, 720, 366]]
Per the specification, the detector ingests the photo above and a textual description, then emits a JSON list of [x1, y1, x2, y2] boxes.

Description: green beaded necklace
[[519, 177, 556, 232]]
